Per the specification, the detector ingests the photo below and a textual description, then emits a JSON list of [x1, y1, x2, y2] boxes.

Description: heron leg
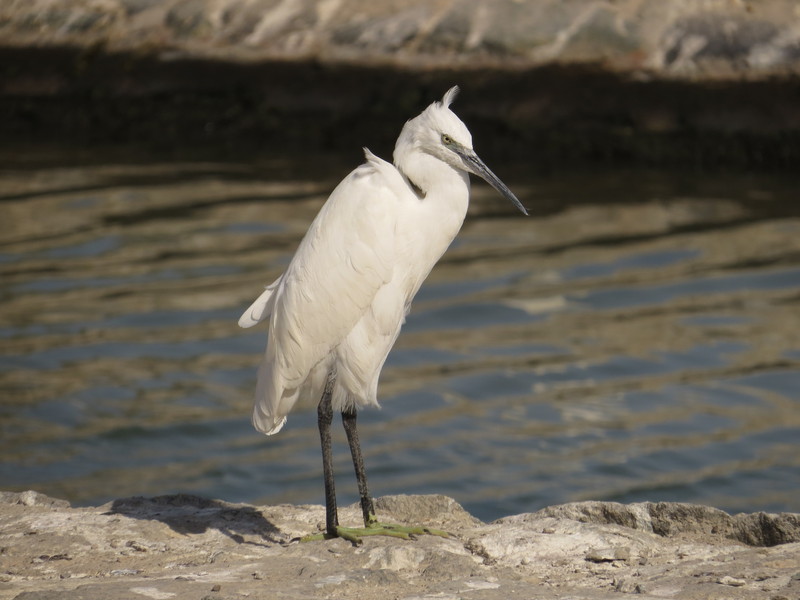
[[336, 407, 450, 544], [341, 407, 376, 527], [303, 378, 450, 545], [317, 374, 338, 535]]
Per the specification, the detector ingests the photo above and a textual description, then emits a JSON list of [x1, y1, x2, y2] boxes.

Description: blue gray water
[[1, 152, 798, 522]]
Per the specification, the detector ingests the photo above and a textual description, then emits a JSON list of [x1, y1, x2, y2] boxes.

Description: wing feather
[[248, 153, 402, 433], [276, 162, 396, 382]]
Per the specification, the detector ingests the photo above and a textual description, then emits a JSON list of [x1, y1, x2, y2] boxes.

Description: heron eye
[[441, 133, 454, 145]]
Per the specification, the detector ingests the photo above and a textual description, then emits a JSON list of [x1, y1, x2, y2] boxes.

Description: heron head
[[395, 86, 528, 216]]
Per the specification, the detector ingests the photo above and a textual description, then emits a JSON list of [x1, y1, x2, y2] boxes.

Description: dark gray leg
[[342, 407, 376, 527], [317, 375, 338, 536], [307, 390, 450, 544]]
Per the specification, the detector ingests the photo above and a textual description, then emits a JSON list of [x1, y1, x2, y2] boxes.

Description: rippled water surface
[[1, 150, 799, 522]]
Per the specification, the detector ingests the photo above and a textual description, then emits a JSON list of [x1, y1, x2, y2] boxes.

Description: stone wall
[[3, 0, 800, 77]]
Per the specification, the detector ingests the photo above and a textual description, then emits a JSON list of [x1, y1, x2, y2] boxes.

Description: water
[[1, 150, 799, 523]]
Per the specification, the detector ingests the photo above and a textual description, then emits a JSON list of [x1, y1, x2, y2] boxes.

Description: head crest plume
[[441, 86, 460, 109]]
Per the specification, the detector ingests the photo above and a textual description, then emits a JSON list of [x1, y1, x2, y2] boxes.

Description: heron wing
[[253, 152, 404, 433], [334, 275, 408, 410]]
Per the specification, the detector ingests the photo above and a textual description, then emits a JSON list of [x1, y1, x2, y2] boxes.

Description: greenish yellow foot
[[301, 521, 451, 545]]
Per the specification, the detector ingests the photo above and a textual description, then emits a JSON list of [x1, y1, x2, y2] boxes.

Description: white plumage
[[240, 86, 527, 436]]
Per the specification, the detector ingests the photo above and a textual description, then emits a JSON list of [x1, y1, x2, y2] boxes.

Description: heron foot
[[301, 522, 451, 545]]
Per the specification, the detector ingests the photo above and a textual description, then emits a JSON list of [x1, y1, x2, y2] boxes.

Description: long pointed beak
[[459, 150, 528, 216]]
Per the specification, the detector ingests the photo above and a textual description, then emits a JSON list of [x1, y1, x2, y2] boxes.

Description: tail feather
[[251, 358, 289, 435], [252, 409, 287, 435], [239, 278, 281, 329]]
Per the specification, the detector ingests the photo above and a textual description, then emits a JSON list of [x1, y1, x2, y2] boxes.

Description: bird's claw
[[368, 521, 451, 540], [300, 522, 451, 545]]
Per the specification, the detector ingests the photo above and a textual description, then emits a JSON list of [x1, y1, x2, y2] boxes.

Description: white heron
[[239, 86, 527, 544]]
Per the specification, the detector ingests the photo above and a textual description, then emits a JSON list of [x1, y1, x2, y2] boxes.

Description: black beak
[[459, 150, 528, 216]]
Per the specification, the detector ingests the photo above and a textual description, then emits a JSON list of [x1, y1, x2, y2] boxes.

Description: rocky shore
[[1, 491, 799, 600]]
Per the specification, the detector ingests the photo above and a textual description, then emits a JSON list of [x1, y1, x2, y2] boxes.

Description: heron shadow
[[106, 493, 283, 546]]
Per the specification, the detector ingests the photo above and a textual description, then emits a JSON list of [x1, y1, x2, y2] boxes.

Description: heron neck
[[396, 151, 470, 205]]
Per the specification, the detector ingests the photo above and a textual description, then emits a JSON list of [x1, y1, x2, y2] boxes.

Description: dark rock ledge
[[2, 1, 800, 167], [1, 490, 799, 599]]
